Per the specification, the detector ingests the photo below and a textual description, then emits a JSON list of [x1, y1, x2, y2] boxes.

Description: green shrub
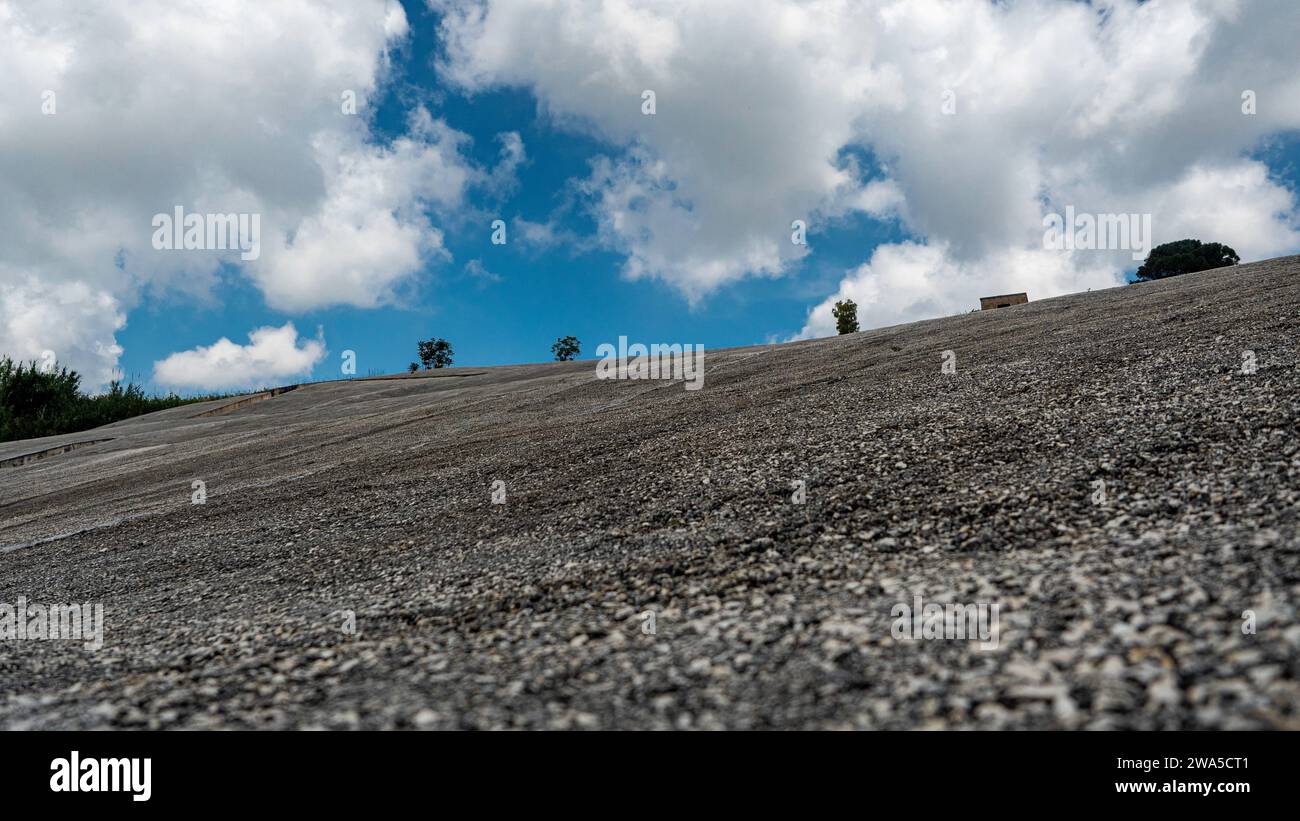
[[551, 335, 581, 361], [0, 356, 229, 443], [417, 338, 454, 369], [1135, 239, 1239, 281], [0, 358, 81, 441], [832, 299, 860, 335]]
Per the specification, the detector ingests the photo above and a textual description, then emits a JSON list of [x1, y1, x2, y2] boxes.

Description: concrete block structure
[[980, 292, 1028, 310]]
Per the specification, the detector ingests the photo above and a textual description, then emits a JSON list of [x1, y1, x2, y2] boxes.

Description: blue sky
[[5, 0, 1299, 394], [114, 2, 912, 389]]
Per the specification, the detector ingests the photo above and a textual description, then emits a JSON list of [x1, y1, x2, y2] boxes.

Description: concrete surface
[[1, 256, 1297, 729]]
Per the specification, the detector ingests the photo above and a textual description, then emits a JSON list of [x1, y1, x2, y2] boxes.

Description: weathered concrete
[[980, 292, 1029, 310], [1, 256, 1297, 729]]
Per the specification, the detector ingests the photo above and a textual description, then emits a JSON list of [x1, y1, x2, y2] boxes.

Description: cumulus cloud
[[250, 109, 473, 312], [798, 159, 1300, 338], [152, 323, 325, 391], [0, 0, 521, 387], [439, 0, 861, 299], [436, 0, 1300, 329], [798, 242, 1119, 338], [0, 276, 124, 379], [7, 0, 1300, 385]]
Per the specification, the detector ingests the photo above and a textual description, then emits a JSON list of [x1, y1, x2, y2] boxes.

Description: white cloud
[[6, 0, 1300, 386], [152, 322, 325, 391], [1103, 162, 1300, 263], [796, 159, 1300, 338], [0, 0, 520, 388], [250, 109, 473, 312], [439, 0, 863, 300], [486, 130, 527, 197], [512, 216, 597, 255], [0, 275, 124, 386], [436, 0, 1300, 329], [463, 258, 501, 284], [797, 242, 1119, 339]]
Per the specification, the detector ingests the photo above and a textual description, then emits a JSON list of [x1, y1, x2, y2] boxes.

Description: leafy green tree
[[407, 362, 419, 373], [832, 299, 860, 335], [551, 335, 581, 361], [417, 338, 454, 369], [0, 357, 81, 441], [1135, 239, 1239, 282], [0, 356, 218, 443]]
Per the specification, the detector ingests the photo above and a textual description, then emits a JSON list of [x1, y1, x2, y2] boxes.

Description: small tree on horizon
[[832, 299, 860, 335], [1135, 239, 1239, 282], [407, 362, 419, 373], [551, 335, 581, 361], [417, 338, 454, 369]]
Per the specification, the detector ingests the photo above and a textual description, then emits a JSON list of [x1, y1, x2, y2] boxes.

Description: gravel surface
[[2, 256, 1298, 730]]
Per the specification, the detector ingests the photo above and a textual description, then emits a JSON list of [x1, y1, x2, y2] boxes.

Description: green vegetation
[[417, 338, 454, 369], [551, 335, 581, 361], [832, 299, 860, 335], [1135, 239, 1240, 282], [0, 357, 229, 444]]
